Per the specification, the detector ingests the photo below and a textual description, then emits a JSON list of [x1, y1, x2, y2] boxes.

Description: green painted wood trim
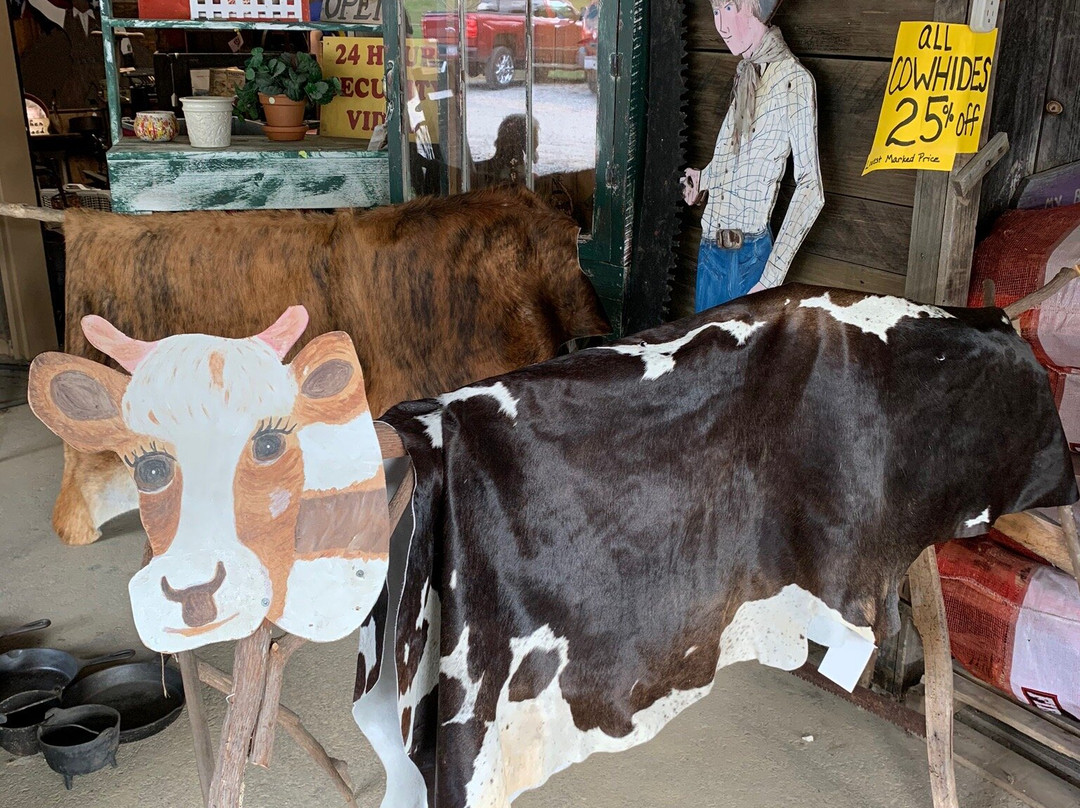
[[383, 0, 406, 203], [576, 0, 647, 336], [100, 0, 122, 144], [108, 145, 391, 212], [106, 17, 383, 33], [110, 135, 380, 154]]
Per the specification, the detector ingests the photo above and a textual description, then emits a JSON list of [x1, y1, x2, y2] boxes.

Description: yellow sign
[[863, 22, 997, 174], [321, 38, 442, 141]]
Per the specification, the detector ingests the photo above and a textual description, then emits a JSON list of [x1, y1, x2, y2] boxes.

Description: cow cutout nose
[[161, 561, 227, 628]]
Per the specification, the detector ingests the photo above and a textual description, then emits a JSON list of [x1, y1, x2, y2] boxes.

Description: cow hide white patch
[[440, 382, 519, 419], [416, 410, 444, 449], [717, 584, 876, 692], [399, 579, 442, 751], [464, 625, 711, 808], [354, 585, 430, 808], [964, 507, 990, 528], [442, 625, 485, 725], [600, 319, 766, 381], [416, 384, 519, 449], [798, 293, 952, 343]]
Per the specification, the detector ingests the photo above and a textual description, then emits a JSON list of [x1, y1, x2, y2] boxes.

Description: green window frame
[[380, 0, 647, 332]]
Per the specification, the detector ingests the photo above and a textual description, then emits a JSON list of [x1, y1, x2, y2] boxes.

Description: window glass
[[400, 0, 600, 235]]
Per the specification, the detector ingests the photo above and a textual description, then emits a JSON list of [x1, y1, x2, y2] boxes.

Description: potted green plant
[[235, 48, 342, 142]]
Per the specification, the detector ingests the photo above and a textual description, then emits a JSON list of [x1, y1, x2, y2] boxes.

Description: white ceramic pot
[[180, 96, 234, 149]]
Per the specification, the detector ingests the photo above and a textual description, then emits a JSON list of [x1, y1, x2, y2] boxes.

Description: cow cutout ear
[[289, 331, 370, 425], [28, 352, 131, 453]]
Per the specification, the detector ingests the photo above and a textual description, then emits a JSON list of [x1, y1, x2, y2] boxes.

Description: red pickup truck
[[421, 0, 592, 90]]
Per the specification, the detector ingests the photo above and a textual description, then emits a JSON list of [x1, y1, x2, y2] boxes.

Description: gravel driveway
[[465, 78, 598, 175]]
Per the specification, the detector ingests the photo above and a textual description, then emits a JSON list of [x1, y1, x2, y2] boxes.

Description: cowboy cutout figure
[[683, 0, 824, 311]]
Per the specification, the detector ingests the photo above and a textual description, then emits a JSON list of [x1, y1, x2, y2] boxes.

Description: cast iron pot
[[0, 648, 133, 756], [37, 705, 120, 789], [66, 113, 104, 135], [0, 688, 62, 756]]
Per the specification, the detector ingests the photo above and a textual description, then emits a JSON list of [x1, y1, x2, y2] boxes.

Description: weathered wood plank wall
[[674, 0, 936, 317], [980, 0, 1080, 229]]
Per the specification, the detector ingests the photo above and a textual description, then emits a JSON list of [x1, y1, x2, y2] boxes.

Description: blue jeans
[[694, 230, 773, 312]]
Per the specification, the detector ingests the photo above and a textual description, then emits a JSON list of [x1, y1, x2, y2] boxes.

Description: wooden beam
[[953, 133, 1010, 198], [905, 0, 970, 305], [953, 720, 1080, 808], [0, 0, 58, 360], [953, 674, 1080, 766], [931, 0, 1009, 306], [375, 420, 406, 458], [993, 511, 1075, 573], [178, 650, 215, 807], [209, 622, 272, 808], [1058, 504, 1080, 594], [909, 546, 960, 808], [249, 634, 307, 769], [197, 659, 357, 808]]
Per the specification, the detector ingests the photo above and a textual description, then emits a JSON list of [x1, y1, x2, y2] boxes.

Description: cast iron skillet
[[0, 620, 51, 645], [62, 661, 185, 743], [0, 648, 135, 703]]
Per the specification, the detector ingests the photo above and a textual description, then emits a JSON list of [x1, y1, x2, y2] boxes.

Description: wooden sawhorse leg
[[908, 546, 960, 808], [177, 628, 357, 808], [178, 650, 215, 807]]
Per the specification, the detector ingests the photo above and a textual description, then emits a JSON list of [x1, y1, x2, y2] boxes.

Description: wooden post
[[208, 621, 273, 808], [1058, 504, 1080, 595], [908, 547, 959, 808], [906, 0, 1006, 308], [249, 634, 307, 768], [197, 659, 357, 808], [0, 0, 59, 360], [1002, 265, 1080, 320], [178, 651, 215, 808]]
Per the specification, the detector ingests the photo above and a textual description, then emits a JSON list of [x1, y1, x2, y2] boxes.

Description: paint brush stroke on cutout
[[27, 306, 390, 653]]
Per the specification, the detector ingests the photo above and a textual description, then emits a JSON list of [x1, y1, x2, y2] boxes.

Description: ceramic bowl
[[133, 110, 178, 142]]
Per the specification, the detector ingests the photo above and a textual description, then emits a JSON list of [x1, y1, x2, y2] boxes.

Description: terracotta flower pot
[[262, 123, 310, 142], [258, 93, 306, 128]]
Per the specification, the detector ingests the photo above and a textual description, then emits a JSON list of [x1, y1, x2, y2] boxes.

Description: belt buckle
[[717, 229, 743, 250]]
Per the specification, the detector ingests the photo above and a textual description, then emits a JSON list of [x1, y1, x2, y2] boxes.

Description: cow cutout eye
[[133, 452, 175, 493], [252, 419, 295, 464], [253, 431, 287, 463]]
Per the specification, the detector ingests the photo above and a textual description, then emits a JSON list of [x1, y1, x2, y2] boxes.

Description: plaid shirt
[[700, 55, 824, 289]]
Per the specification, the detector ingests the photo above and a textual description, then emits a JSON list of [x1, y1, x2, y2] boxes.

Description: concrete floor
[[0, 402, 1040, 808]]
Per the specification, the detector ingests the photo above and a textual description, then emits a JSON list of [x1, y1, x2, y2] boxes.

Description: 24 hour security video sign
[[864, 22, 997, 174]]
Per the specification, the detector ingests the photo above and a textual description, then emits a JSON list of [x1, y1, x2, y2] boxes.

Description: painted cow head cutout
[[28, 307, 390, 653]]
